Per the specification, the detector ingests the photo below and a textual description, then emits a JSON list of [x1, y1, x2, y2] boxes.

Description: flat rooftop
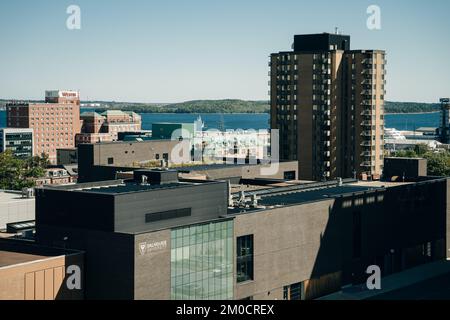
[[68, 181, 201, 195], [0, 191, 34, 204], [228, 179, 424, 214], [258, 185, 378, 207], [0, 241, 82, 269], [0, 250, 50, 268]]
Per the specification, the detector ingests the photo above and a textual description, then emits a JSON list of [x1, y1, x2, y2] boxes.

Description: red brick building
[[76, 110, 141, 146], [6, 90, 81, 164]]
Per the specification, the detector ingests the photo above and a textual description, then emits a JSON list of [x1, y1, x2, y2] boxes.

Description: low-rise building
[[77, 140, 183, 182], [0, 239, 84, 300], [35, 168, 76, 186], [76, 110, 142, 146], [0, 128, 34, 159], [0, 190, 35, 231]]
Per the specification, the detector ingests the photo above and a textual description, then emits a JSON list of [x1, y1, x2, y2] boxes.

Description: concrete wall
[[91, 140, 180, 167], [114, 182, 228, 233], [184, 162, 298, 181], [78, 140, 180, 182], [0, 192, 35, 230]]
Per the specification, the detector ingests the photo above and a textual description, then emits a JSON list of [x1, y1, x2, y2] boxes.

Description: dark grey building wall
[[294, 33, 351, 52], [234, 199, 339, 300], [35, 188, 115, 232], [233, 178, 448, 300], [78, 144, 94, 182], [338, 180, 446, 284], [114, 182, 228, 233], [36, 225, 135, 300], [57, 149, 78, 165], [384, 157, 428, 180]]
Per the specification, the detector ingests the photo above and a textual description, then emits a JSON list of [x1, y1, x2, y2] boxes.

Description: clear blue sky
[[0, 0, 449, 103]]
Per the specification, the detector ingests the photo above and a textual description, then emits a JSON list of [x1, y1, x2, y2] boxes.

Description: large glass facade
[[171, 220, 233, 300]]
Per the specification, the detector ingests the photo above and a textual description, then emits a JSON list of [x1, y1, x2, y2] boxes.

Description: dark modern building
[[383, 157, 428, 181], [56, 148, 78, 165], [36, 169, 230, 299], [270, 33, 386, 181], [33, 163, 450, 300]]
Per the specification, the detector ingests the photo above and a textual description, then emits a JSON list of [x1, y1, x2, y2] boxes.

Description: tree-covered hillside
[[0, 99, 442, 114]]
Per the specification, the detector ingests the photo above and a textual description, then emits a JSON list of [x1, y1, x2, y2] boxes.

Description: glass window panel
[[170, 220, 234, 300]]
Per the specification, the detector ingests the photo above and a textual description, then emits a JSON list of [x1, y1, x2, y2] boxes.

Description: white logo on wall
[[138, 240, 167, 256]]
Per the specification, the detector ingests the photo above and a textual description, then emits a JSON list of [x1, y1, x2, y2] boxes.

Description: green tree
[[414, 144, 430, 157], [423, 152, 450, 176], [0, 150, 47, 190], [392, 147, 450, 177]]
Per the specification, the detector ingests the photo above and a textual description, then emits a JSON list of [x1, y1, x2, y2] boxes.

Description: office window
[[107, 157, 114, 165], [237, 235, 254, 283], [284, 282, 304, 300]]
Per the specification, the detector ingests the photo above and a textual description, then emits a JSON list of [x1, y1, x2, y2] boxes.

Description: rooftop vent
[[21, 188, 34, 199]]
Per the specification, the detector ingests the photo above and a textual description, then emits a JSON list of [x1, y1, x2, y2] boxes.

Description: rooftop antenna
[[238, 190, 246, 207], [227, 181, 234, 207]]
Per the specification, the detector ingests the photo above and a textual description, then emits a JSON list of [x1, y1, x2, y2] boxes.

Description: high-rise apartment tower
[[270, 33, 386, 181]]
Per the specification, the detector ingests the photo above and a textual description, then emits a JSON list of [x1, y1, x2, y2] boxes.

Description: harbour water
[[0, 110, 441, 131]]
